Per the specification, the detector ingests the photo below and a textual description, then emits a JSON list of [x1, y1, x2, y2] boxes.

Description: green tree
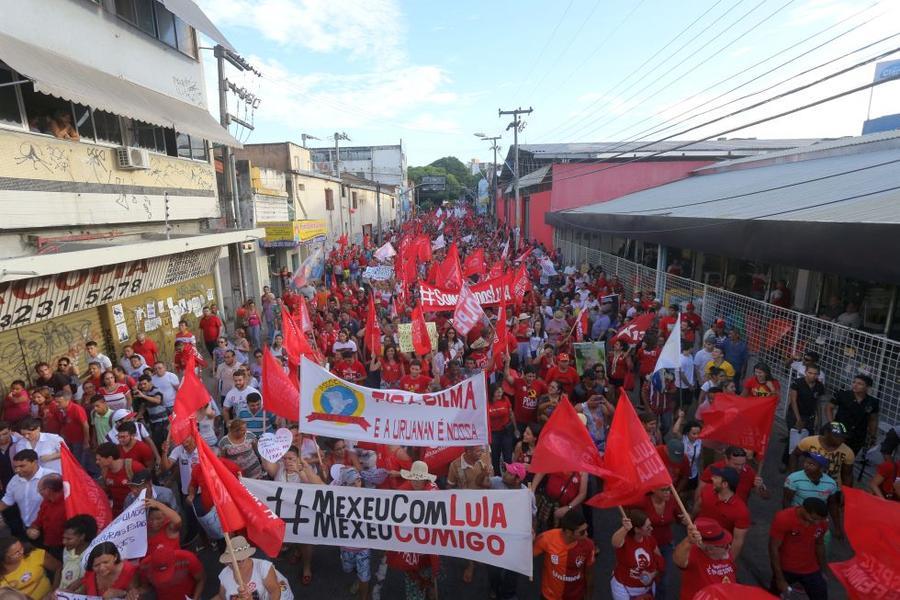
[[408, 157, 478, 209]]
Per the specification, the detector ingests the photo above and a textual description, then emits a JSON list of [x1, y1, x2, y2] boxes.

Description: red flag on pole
[[296, 298, 313, 332], [261, 347, 299, 421], [575, 308, 589, 342], [60, 443, 112, 529], [415, 234, 432, 263], [452, 284, 486, 336], [364, 293, 382, 357], [195, 433, 285, 557], [612, 313, 656, 345], [492, 300, 508, 371], [435, 242, 462, 291], [698, 393, 778, 456], [587, 389, 672, 508], [487, 260, 504, 280], [169, 354, 209, 444], [529, 398, 617, 479], [462, 248, 486, 277], [410, 304, 432, 357]]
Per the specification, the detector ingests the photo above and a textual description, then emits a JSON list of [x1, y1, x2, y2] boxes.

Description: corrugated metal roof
[[519, 138, 821, 156], [505, 165, 550, 193], [564, 146, 900, 224]]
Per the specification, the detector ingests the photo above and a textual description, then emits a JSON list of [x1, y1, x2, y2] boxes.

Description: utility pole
[[300, 133, 320, 149], [375, 182, 382, 241], [499, 107, 533, 249], [332, 131, 350, 177], [475, 134, 501, 219]]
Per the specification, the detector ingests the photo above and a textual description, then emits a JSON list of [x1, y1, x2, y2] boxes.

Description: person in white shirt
[[677, 341, 696, 409], [223, 369, 259, 426], [788, 351, 826, 385], [118, 345, 147, 373], [160, 436, 199, 497], [151, 362, 180, 410], [13, 419, 63, 473], [0, 449, 50, 526], [105, 409, 153, 444], [216, 350, 242, 401], [85, 340, 112, 372], [693, 337, 716, 384]]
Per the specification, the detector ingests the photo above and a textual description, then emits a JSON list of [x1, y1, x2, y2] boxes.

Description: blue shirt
[[590, 314, 611, 340], [723, 339, 748, 372], [236, 406, 276, 437], [784, 470, 837, 505]]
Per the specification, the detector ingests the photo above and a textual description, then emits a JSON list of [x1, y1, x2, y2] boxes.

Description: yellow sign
[[262, 220, 326, 247], [397, 322, 439, 353], [297, 219, 327, 242]]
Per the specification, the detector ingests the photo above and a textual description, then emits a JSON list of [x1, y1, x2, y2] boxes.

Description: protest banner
[[362, 265, 394, 281], [419, 275, 512, 311], [452, 284, 486, 336], [299, 357, 489, 446], [397, 321, 438, 353], [374, 242, 396, 261], [81, 489, 147, 569], [573, 342, 606, 374], [242, 479, 533, 576], [57, 594, 103, 600]]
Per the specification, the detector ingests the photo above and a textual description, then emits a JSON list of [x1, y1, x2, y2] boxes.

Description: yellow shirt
[[704, 359, 735, 379], [1, 549, 52, 600], [796, 435, 855, 484]]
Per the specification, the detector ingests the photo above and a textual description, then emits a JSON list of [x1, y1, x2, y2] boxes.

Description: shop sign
[[297, 219, 327, 243], [0, 248, 219, 332]]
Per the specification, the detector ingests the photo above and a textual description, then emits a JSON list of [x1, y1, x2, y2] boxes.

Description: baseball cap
[[127, 470, 152, 486], [665, 438, 685, 462], [695, 517, 732, 547], [711, 466, 740, 491], [827, 421, 847, 437], [714, 318, 726, 326], [802, 451, 830, 470], [502, 462, 527, 480], [112, 409, 136, 423]]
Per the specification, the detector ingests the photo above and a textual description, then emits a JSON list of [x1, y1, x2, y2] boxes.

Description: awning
[[159, 0, 235, 52], [504, 164, 551, 194], [0, 32, 240, 147]]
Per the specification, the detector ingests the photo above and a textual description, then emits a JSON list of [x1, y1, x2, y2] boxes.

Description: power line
[[511, 0, 576, 100]]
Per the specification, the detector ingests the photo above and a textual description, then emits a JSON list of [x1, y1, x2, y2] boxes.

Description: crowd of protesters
[[0, 207, 896, 600]]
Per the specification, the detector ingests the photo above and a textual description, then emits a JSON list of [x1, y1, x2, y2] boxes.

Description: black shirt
[[34, 372, 71, 394], [831, 390, 879, 442], [789, 377, 825, 417]]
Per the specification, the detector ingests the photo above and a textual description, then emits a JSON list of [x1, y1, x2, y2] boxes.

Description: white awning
[[0, 32, 240, 147], [159, 0, 235, 52]]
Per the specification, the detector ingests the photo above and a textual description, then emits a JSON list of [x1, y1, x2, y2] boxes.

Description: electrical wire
[[511, 0, 577, 100]]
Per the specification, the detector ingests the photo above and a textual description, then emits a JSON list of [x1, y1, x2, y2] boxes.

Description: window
[[190, 134, 207, 161], [325, 189, 334, 211], [72, 104, 94, 140], [176, 132, 191, 159], [174, 18, 197, 58], [0, 67, 23, 127], [154, 3, 178, 47], [116, 0, 197, 58], [131, 120, 167, 153], [174, 131, 207, 160], [93, 110, 123, 145], [352, 191, 358, 209], [297, 183, 305, 191]]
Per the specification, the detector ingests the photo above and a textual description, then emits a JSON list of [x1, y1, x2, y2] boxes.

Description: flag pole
[[668, 484, 694, 529], [223, 531, 246, 590]]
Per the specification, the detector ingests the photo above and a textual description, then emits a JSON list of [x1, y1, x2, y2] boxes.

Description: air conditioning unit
[[116, 146, 151, 170]]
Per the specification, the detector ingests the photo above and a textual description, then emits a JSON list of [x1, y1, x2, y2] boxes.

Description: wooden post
[[617, 505, 628, 518], [223, 531, 246, 590], [668, 484, 694, 529]]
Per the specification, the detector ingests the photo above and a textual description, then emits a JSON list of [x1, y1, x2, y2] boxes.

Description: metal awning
[[160, 0, 235, 52], [504, 164, 550, 194], [0, 32, 240, 147]]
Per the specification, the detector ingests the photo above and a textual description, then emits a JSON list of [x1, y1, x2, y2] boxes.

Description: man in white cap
[[397, 461, 437, 491]]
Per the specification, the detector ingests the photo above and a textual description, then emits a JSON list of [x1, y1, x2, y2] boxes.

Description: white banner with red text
[[419, 276, 512, 311], [242, 479, 533, 576], [299, 357, 488, 446]]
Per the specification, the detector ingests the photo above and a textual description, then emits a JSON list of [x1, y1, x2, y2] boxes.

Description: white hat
[[111, 408, 135, 422], [329, 464, 345, 486], [518, 313, 531, 321], [400, 460, 436, 482]]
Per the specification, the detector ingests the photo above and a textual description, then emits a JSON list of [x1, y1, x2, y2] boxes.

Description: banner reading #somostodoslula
[[299, 357, 488, 447], [243, 479, 533, 576]]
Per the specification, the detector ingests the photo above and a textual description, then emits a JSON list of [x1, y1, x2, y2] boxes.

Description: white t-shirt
[[1, 466, 50, 525], [218, 559, 294, 600], [88, 353, 113, 371], [223, 385, 260, 414], [678, 353, 695, 388], [168, 445, 199, 494], [151, 371, 180, 409], [13, 433, 63, 473], [693, 348, 714, 382]]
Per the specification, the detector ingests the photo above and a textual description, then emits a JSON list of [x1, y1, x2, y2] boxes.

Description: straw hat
[[470, 338, 488, 350], [219, 535, 255, 563], [400, 460, 436, 482]]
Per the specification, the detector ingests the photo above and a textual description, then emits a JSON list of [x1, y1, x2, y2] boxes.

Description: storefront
[[259, 219, 327, 294]]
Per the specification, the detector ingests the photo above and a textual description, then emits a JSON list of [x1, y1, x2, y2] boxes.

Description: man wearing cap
[[674, 517, 736, 600], [136, 546, 205, 600], [545, 353, 579, 398], [792, 423, 855, 487], [826, 373, 879, 454], [696, 446, 766, 505], [769, 498, 829, 599], [788, 351, 825, 384], [657, 439, 690, 494], [658, 305, 680, 341], [692, 466, 750, 560], [783, 452, 841, 540], [123, 469, 178, 512]]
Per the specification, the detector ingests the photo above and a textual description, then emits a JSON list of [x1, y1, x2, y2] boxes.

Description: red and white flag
[[452, 284, 486, 336], [575, 308, 589, 342], [61, 443, 112, 529]]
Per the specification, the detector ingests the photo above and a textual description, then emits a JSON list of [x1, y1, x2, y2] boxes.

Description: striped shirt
[[784, 470, 838, 505]]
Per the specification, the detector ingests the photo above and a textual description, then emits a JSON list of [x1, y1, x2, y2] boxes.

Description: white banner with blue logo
[[299, 357, 488, 446]]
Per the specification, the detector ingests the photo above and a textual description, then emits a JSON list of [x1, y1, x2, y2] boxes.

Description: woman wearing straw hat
[[213, 535, 294, 600], [397, 460, 438, 491]]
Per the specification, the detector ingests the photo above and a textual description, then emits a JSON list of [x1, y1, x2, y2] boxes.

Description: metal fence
[[559, 240, 899, 431]]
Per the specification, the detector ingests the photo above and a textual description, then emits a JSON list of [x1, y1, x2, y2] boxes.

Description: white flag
[[432, 234, 446, 251], [539, 256, 557, 276], [453, 284, 487, 336], [653, 317, 682, 374], [436, 207, 443, 218], [500, 238, 509, 259], [461, 235, 473, 243], [81, 489, 147, 569], [437, 220, 445, 231], [374, 242, 396, 261]]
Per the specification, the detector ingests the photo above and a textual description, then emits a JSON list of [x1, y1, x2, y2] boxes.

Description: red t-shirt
[[380, 360, 403, 385], [132, 339, 159, 366], [681, 313, 702, 342], [37, 401, 65, 434], [199, 315, 224, 342], [742, 377, 780, 398], [120, 441, 154, 467], [629, 493, 682, 547], [679, 546, 736, 600], [544, 472, 582, 507], [533, 528, 596, 600], [396, 480, 438, 491], [876, 460, 899, 499], [32, 497, 66, 547], [636, 347, 661, 377], [139, 549, 202, 599], [85, 561, 138, 596], [3, 392, 31, 423], [769, 507, 827, 574], [333, 359, 367, 382], [698, 485, 751, 533], [658, 316, 677, 340], [60, 401, 88, 444], [656, 445, 689, 485], [148, 517, 181, 554], [545, 366, 579, 396], [613, 534, 663, 588], [488, 398, 512, 432], [700, 460, 756, 503], [104, 460, 145, 515], [398, 374, 431, 394]]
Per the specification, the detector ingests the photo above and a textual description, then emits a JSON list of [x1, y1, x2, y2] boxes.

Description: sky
[[196, 0, 900, 168]]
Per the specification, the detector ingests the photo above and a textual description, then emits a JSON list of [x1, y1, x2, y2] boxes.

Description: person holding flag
[[610, 509, 665, 600], [674, 518, 737, 599]]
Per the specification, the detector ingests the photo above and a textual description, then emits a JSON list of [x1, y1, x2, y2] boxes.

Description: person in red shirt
[[396, 460, 438, 491], [610, 509, 665, 599], [31, 387, 64, 434], [870, 456, 899, 500], [697, 446, 766, 505], [96, 442, 146, 516], [545, 353, 579, 397], [742, 362, 781, 398], [332, 350, 367, 384], [636, 337, 661, 381], [657, 439, 690, 493], [132, 332, 159, 367], [26, 474, 66, 557], [627, 487, 684, 600], [116, 421, 156, 471], [693, 466, 751, 560], [681, 303, 702, 344], [658, 305, 680, 341], [56, 389, 88, 459], [398, 360, 431, 393], [535, 344, 556, 380], [769, 498, 829, 598], [3, 380, 31, 426], [83, 542, 138, 596], [146, 496, 183, 553], [198, 306, 224, 357], [674, 517, 736, 600], [136, 547, 206, 600], [508, 366, 547, 430], [533, 509, 596, 600], [487, 385, 518, 474]]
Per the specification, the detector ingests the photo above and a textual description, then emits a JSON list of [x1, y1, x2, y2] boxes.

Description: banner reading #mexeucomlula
[[299, 357, 488, 446], [243, 479, 533, 576]]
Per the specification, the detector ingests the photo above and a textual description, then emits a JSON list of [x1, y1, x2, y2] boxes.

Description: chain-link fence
[[559, 240, 899, 432]]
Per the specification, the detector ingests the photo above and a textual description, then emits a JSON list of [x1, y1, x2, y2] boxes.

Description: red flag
[[693, 584, 776, 600], [576, 308, 589, 342], [195, 433, 285, 557], [338, 234, 348, 251], [612, 313, 655, 345], [487, 260, 504, 280], [364, 293, 382, 357], [60, 443, 112, 529], [587, 389, 672, 508], [435, 242, 462, 291], [261, 347, 299, 421], [421, 446, 465, 474], [169, 354, 209, 444], [452, 284, 486, 336], [462, 248, 486, 277], [296, 298, 312, 332], [698, 393, 777, 456], [330, 272, 340, 297], [410, 304, 432, 356], [415, 234, 432, 263], [831, 554, 899, 599], [513, 247, 533, 263], [492, 300, 508, 371], [529, 398, 617, 479]]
